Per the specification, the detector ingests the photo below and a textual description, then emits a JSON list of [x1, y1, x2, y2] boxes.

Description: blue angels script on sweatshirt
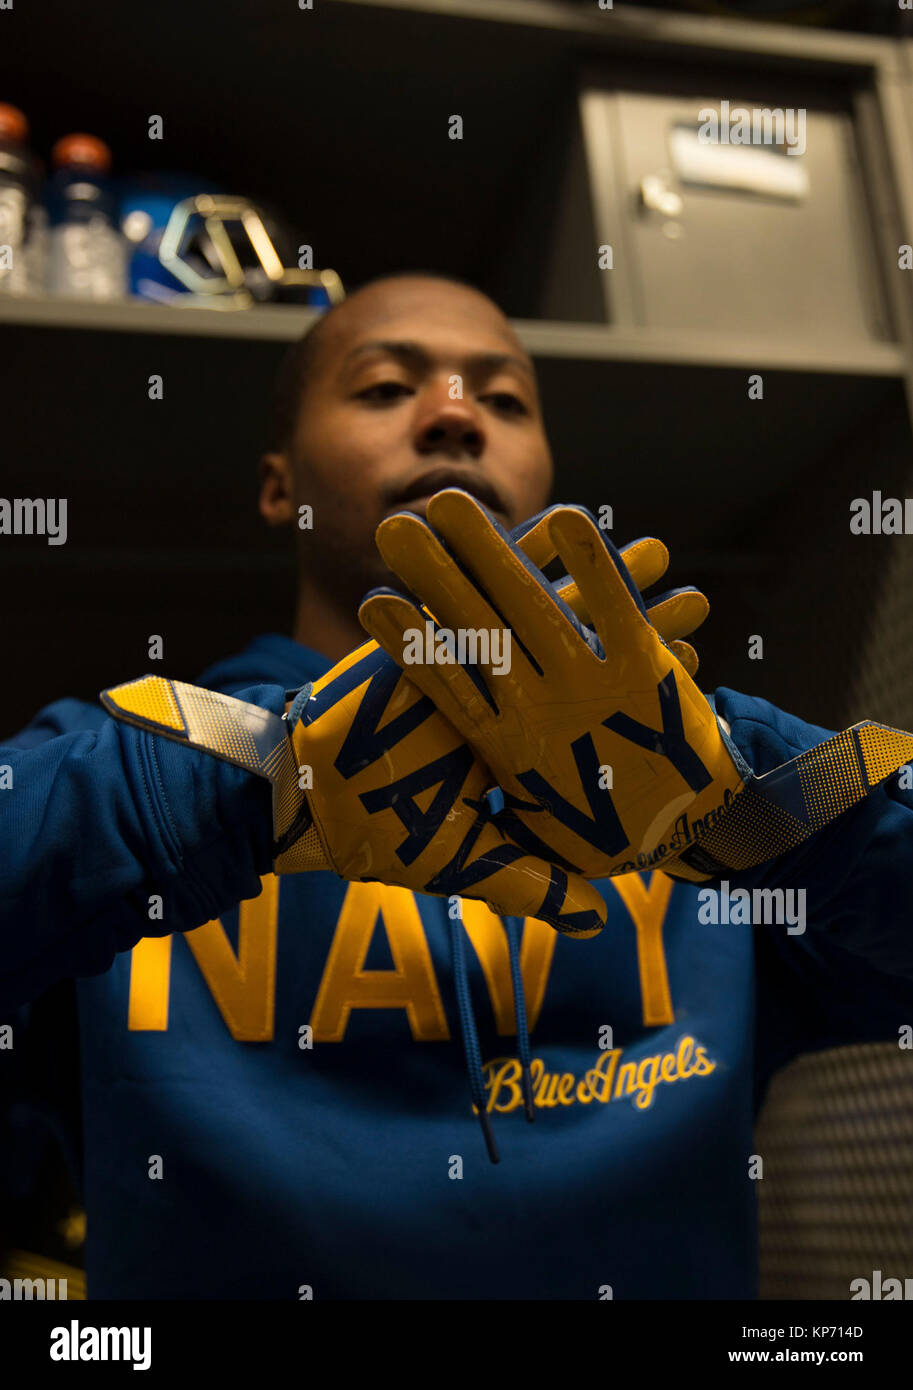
[[2, 632, 913, 1300]]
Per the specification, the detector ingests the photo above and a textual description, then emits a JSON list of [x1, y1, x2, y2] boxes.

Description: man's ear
[[259, 451, 296, 526]]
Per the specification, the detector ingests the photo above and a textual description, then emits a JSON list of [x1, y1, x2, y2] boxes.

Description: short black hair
[[265, 270, 490, 454], [265, 307, 337, 454]]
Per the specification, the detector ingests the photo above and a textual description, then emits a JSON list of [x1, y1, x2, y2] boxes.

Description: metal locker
[[580, 82, 891, 342]]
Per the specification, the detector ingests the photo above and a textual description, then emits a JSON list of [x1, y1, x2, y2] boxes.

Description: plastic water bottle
[[0, 102, 46, 297], [47, 133, 127, 300]]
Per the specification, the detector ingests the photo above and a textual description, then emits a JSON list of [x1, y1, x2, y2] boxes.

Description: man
[[2, 273, 912, 1300]]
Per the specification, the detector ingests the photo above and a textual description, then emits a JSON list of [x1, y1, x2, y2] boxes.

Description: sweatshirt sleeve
[[710, 686, 913, 1058], [0, 684, 286, 1010]]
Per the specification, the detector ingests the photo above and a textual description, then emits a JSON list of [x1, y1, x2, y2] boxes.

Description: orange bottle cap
[[0, 103, 29, 144], [51, 133, 112, 173]]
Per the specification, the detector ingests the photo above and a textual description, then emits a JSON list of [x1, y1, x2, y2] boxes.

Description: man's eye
[[357, 382, 412, 402], [484, 392, 528, 416]]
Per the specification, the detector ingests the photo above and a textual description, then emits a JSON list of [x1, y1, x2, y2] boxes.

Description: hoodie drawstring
[[449, 905, 536, 1165], [504, 916, 536, 1123]]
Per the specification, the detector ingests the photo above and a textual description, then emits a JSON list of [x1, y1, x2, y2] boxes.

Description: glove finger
[[375, 510, 496, 636], [552, 538, 683, 631], [375, 510, 541, 687], [511, 509, 555, 569], [668, 639, 699, 679], [466, 843, 607, 939], [646, 587, 709, 642], [555, 578, 706, 655], [618, 536, 670, 592], [514, 516, 673, 635], [554, 575, 588, 622], [359, 589, 501, 734], [546, 506, 650, 658], [426, 489, 595, 674], [513, 516, 669, 596]]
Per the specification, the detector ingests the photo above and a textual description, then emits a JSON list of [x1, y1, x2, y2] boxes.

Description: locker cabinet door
[[589, 87, 888, 342]]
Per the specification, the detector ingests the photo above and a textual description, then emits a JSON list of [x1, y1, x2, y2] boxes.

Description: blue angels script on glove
[[359, 489, 913, 884]]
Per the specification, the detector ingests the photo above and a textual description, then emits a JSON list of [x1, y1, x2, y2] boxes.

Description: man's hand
[[100, 643, 608, 937], [101, 502, 716, 936], [360, 489, 913, 883], [360, 489, 735, 879]]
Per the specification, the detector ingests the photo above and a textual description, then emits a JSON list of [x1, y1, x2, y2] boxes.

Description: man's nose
[[415, 396, 484, 459]]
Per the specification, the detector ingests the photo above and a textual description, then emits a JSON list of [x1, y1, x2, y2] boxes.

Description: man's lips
[[384, 469, 507, 522]]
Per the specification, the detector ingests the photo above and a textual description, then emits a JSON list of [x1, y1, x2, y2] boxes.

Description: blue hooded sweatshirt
[[1, 632, 912, 1299]]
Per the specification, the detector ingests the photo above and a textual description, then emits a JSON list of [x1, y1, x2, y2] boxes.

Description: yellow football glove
[[100, 642, 612, 936], [359, 490, 913, 884], [100, 511, 710, 936]]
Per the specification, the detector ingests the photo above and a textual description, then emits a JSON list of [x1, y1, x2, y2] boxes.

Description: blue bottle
[[47, 132, 126, 300]]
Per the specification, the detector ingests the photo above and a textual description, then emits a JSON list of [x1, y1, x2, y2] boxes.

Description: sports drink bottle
[[0, 102, 47, 297], [47, 132, 126, 299]]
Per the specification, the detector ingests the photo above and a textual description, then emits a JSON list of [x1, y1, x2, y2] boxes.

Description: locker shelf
[[0, 295, 903, 376]]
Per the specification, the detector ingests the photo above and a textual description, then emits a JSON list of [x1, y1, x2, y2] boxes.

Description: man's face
[[260, 277, 554, 603]]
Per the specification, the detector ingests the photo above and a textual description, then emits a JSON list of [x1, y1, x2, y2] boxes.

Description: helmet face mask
[[122, 185, 343, 307]]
